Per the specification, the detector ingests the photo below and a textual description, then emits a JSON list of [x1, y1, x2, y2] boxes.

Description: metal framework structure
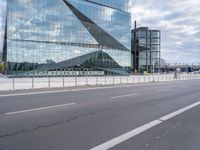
[[131, 26, 161, 74]]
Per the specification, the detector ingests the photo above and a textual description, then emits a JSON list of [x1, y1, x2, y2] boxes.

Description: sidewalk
[[0, 74, 199, 91]]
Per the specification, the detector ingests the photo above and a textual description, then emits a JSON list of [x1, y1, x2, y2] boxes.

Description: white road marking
[[110, 93, 139, 99], [0, 90, 74, 98], [90, 101, 200, 150], [156, 88, 171, 92], [90, 120, 162, 150], [159, 101, 200, 121], [5, 103, 76, 115], [0, 80, 195, 98]]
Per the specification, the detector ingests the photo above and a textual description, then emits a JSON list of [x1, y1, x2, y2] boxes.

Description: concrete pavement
[[0, 74, 199, 91], [0, 79, 200, 150], [112, 105, 200, 150]]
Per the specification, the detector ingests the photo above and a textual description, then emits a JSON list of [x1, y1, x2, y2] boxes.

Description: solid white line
[[159, 101, 200, 121], [90, 120, 162, 150], [0, 84, 152, 98], [110, 93, 139, 99], [0, 90, 73, 98], [90, 101, 200, 150], [5, 103, 76, 115]]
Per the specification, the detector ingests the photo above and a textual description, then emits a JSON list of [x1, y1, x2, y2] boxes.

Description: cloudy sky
[[131, 0, 200, 64], [0, 0, 200, 64]]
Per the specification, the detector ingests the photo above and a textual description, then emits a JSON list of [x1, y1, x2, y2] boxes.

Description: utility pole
[[134, 20, 137, 73]]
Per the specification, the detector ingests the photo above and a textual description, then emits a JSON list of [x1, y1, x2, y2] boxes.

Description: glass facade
[[88, 0, 132, 12], [132, 27, 161, 73], [0, 0, 6, 62], [2, 0, 131, 75]]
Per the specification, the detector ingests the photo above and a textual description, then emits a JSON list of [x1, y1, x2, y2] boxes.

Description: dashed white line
[[90, 101, 200, 150], [110, 93, 139, 99], [156, 88, 171, 92], [5, 103, 76, 115]]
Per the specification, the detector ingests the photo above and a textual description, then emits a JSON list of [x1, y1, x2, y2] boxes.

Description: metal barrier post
[[48, 77, 50, 88], [62, 76, 65, 87], [32, 77, 34, 89], [75, 75, 77, 86], [153, 73, 155, 82], [12, 78, 15, 90], [86, 69, 88, 85]]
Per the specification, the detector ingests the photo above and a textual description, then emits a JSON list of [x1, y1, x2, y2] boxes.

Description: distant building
[[160, 64, 200, 73], [160, 58, 169, 67], [131, 26, 161, 73]]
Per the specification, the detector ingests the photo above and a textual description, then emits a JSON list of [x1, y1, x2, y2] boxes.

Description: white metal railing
[[0, 74, 200, 91]]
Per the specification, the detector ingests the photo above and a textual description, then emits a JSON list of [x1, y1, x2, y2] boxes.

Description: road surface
[[0, 80, 200, 150]]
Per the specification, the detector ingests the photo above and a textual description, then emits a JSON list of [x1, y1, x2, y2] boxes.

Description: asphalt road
[[0, 80, 200, 150]]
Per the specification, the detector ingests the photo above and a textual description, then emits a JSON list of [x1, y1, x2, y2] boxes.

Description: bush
[[0, 63, 4, 73]]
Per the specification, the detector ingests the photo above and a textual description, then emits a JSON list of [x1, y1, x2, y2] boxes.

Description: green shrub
[[0, 63, 4, 73]]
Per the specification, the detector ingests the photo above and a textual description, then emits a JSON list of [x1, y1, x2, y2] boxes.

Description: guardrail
[[0, 74, 200, 91]]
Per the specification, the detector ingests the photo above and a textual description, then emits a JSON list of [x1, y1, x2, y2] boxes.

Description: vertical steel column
[[32, 77, 34, 89], [12, 78, 15, 90], [48, 77, 50, 88]]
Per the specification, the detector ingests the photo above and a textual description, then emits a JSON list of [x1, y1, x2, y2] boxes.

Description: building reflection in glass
[[3, 0, 131, 76]]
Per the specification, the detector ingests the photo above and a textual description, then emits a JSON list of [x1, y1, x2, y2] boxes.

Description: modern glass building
[[1, 0, 131, 76], [132, 27, 161, 73]]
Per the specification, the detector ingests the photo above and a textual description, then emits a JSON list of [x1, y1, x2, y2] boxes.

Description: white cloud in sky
[[131, 0, 200, 64]]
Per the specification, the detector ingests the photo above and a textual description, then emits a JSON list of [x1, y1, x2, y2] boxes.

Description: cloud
[[131, 0, 200, 64]]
